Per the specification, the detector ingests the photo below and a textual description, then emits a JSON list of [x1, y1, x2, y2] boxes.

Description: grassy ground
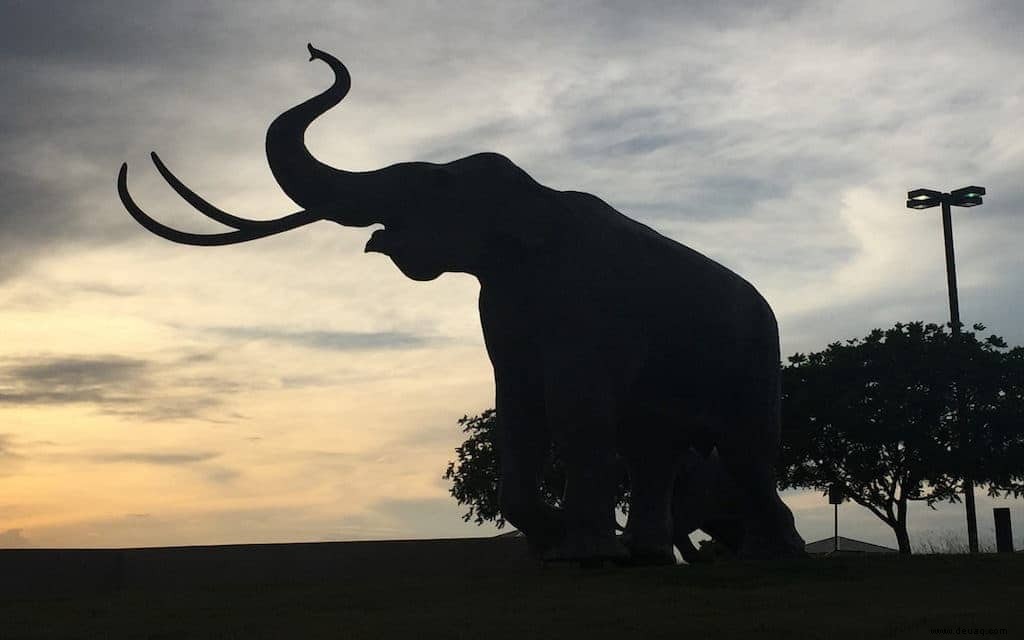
[[1, 540, 1021, 639]]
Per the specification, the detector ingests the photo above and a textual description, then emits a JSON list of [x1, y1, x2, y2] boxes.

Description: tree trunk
[[894, 497, 911, 554], [893, 523, 912, 554]]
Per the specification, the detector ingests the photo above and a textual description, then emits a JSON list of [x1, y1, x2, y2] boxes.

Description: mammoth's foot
[[541, 534, 628, 565], [624, 544, 676, 566], [737, 529, 808, 560], [524, 531, 563, 560], [620, 531, 677, 566]]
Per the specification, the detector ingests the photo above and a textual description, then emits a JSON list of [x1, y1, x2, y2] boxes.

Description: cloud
[[0, 3, 276, 283], [84, 449, 239, 485], [0, 1, 866, 284], [0, 433, 21, 461], [2, 279, 141, 311], [0, 355, 148, 405], [0, 528, 32, 549], [204, 326, 439, 351], [89, 451, 220, 465], [0, 353, 235, 422], [3, 354, 147, 387]]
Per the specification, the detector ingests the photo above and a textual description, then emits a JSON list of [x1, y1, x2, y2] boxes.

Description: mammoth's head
[[356, 152, 562, 281], [118, 44, 563, 281]]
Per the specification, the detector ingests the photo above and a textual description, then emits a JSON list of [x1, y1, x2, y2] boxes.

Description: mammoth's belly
[[617, 387, 725, 454], [615, 333, 771, 452]]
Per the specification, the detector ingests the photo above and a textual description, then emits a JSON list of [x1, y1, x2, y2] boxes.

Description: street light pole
[[938, 197, 978, 554], [906, 185, 986, 554], [940, 199, 961, 326]]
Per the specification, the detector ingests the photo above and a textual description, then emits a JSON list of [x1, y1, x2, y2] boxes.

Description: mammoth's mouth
[[362, 222, 446, 281], [364, 224, 401, 255]]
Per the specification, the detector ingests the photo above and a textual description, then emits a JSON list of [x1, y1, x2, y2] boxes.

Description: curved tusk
[[117, 163, 325, 246], [150, 152, 270, 229]]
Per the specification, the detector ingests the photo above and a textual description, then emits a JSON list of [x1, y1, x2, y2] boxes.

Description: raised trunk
[[264, 45, 396, 226]]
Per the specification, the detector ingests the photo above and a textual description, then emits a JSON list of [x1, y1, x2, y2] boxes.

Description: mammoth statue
[[118, 44, 806, 564]]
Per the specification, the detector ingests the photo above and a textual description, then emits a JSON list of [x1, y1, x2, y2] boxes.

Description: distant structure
[[805, 536, 897, 555]]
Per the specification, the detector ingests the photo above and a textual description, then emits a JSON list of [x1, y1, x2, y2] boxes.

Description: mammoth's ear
[[491, 185, 568, 253]]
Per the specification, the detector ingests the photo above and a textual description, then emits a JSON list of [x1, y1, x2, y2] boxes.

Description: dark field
[[1, 537, 1021, 639]]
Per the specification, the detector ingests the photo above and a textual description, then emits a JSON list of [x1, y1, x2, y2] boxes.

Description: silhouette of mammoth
[[118, 44, 805, 564]]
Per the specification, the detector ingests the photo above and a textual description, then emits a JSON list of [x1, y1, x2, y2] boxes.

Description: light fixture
[[908, 188, 943, 201], [949, 185, 985, 208], [907, 198, 940, 209]]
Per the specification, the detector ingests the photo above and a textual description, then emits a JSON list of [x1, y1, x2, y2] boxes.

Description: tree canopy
[[779, 321, 1024, 553], [443, 409, 629, 529]]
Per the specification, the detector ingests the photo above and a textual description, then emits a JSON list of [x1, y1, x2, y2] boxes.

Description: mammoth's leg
[[716, 413, 806, 559], [496, 379, 564, 556], [718, 454, 804, 558], [623, 449, 681, 565], [670, 448, 713, 563], [701, 518, 746, 554], [542, 376, 627, 562], [674, 448, 746, 557], [675, 535, 706, 564]]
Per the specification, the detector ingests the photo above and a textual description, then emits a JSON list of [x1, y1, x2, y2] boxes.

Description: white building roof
[[805, 536, 897, 554]]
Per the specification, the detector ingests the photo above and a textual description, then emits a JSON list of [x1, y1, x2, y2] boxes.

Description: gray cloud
[[3, 0, 1020, 296], [89, 451, 219, 465], [0, 1, 895, 281], [4, 355, 146, 388], [206, 326, 438, 351], [0, 3, 271, 283], [0, 2, 226, 68], [0, 353, 237, 422], [0, 355, 148, 405], [101, 394, 232, 424]]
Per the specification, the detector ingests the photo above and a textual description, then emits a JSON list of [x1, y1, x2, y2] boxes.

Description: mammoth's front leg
[[542, 366, 628, 563], [495, 378, 564, 557]]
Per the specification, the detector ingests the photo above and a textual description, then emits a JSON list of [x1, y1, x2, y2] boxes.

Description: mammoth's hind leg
[[675, 448, 748, 556], [716, 433, 806, 559]]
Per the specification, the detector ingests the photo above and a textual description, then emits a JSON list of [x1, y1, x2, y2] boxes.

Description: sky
[[1, 0, 1023, 551]]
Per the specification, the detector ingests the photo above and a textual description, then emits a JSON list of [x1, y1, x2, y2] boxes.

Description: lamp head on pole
[[950, 185, 986, 207], [906, 188, 942, 210], [906, 186, 986, 211]]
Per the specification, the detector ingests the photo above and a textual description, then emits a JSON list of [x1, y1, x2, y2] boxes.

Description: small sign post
[[829, 483, 844, 552], [994, 508, 1014, 553]]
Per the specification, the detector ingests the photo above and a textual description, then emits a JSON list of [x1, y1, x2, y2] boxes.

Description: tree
[[443, 410, 505, 527], [779, 322, 1024, 554], [443, 410, 630, 529]]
